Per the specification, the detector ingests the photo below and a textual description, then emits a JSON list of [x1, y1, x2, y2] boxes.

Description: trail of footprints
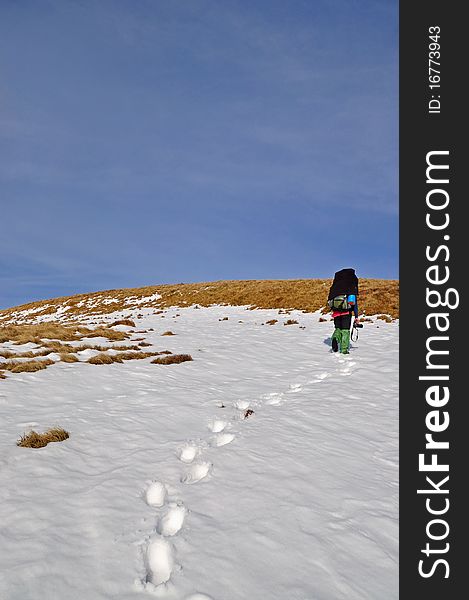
[[139, 414, 236, 596], [138, 351, 356, 596]]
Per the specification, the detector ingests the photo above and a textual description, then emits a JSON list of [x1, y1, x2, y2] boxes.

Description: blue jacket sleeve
[[353, 301, 358, 318]]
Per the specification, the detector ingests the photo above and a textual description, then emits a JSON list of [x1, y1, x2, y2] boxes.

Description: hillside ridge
[[0, 278, 399, 324]]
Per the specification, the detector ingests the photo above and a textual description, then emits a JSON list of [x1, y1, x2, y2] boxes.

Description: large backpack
[[327, 294, 352, 312], [327, 268, 359, 312]]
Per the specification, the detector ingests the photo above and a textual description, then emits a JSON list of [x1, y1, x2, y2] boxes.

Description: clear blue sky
[[0, 0, 398, 309]]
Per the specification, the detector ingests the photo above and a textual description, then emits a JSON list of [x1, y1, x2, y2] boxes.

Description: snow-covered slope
[[0, 305, 398, 600]]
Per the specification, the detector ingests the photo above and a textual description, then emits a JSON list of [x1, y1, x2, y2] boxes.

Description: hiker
[[327, 268, 360, 354]]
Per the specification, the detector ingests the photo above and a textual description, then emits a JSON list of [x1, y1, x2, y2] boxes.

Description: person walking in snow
[[327, 268, 360, 354]]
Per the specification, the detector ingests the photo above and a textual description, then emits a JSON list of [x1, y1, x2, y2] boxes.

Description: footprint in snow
[[263, 392, 284, 406], [158, 502, 186, 536], [317, 371, 330, 380], [208, 419, 227, 433], [144, 536, 174, 586], [181, 461, 212, 484], [145, 481, 167, 508], [210, 432, 235, 447], [234, 400, 250, 410], [339, 361, 356, 376], [287, 383, 303, 393], [308, 371, 330, 383], [177, 443, 199, 464]]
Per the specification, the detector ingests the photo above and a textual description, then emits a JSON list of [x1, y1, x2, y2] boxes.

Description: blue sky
[[0, 0, 398, 309]]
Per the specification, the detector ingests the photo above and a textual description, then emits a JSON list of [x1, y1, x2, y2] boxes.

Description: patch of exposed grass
[[138, 341, 152, 347], [110, 319, 136, 327], [0, 323, 129, 346], [161, 330, 176, 336], [266, 319, 278, 325], [0, 323, 81, 344], [17, 427, 69, 448], [60, 353, 79, 363], [0, 348, 60, 359], [108, 344, 142, 351], [87, 353, 123, 365], [78, 326, 127, 341], [87, 350, 156, 364], [151, 353, 192, 365], [0, 371, 6, 379], [284, 319, 299, 326], [2, 358, 55, 373], [116, 351, 157, 361]]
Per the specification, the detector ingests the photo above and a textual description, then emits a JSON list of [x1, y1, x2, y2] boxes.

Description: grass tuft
[[87, 353, 122, 365], [87, 351, 156, 364], [116, 351, 157, 361], [161, 331, 176, 336], [151, 353, 192, 365], [110, 319, 136, 327], [17, 427, 69, 448], [2, 359, 54, 373], [60, 353, 79, 363]]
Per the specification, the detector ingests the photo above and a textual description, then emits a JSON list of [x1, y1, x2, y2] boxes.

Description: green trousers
[[332, 328, 350, 353]]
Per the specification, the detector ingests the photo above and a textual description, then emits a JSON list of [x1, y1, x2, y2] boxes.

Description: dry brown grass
[[2, 358, 54, 373], [117, 351, 157, 361], [87, 353, 122, 365], [151, 354, 193, 365], [0, 371, 6, 379], [161, 331, 176, 336], [17, 427, 69, 448], [138, 341, 152, 347], [0, 278, 399, 324], [284, 319, 299, 326], [60, 353, 79, 363], [78, 326, 127, 340], [1, 348, 59, 359], [87, 350, 156, 365], [0, 322, 129, 345], [110, 319, 136, 327], [266, 319, 278, 325], [0, 323, 82, 344], [107, 344, 142, 351], [0, 334, 146, 380]]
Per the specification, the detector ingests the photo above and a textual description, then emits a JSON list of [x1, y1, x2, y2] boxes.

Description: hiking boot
[[332, 337, 338, 352]]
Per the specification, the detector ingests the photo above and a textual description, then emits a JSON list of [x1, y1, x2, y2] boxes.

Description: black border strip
[[400, 1, 465, 596]]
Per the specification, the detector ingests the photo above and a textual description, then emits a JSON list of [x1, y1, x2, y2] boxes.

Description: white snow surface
[[0, 306, 398, 599]]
